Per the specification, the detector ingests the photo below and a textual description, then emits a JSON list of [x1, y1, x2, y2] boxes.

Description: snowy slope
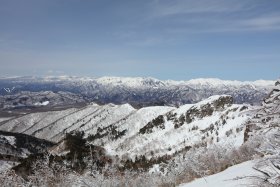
[[98, 95, 253, 159], [0, 103, 136, 142], [179, 160, 260, 187], [0, 95, 254, 161]]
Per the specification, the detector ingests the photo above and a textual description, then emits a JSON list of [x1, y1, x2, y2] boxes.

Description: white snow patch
[[179, 160, 260, 187], [0, 135, 16, 146], [0, 161, 19, 172], [0, 117, 12, 122], [34, 101, 50, 106], [149, 164, 161, 174]]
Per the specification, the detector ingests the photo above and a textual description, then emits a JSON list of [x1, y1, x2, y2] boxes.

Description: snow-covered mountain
[[0, 76, 275, 110], [0, 95, 253, 161]]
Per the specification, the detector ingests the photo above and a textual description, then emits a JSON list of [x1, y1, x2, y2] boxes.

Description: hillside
[[0, 95, 253, 163]]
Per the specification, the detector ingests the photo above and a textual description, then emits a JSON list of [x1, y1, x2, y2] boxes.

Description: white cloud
[[151, 0, 254, 17], [46, 70, 65, 75], [145, 0, 280, 33], [239, 14, 280, 29]]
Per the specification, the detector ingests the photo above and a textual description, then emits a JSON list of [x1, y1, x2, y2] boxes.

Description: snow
[[175, 104, 193, 115], [96, 76, 165, 88], [102, 105, 175, 155], [5, 76, 272, 89], [196, 95, 230, 105], [103, 96, 252, 159], [0, 135, 16, 146], [179, 160, 260, 187], [0, 161, 18, 172], [0, 117, 12, 123], [34, 101, 50, 106], [185, 78, 275, 88], [149, 164, 161, 173]]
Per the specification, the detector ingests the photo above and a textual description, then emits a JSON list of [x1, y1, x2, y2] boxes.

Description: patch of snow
[[149, 164, 160, 174], [0, 135, 16, 146], [34, 101, 50, 106], [179, 160, 260, 187], [0, 161, 19, 172], [0, 117, 12, 123]]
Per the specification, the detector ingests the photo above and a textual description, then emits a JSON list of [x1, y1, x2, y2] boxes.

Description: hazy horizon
[[0, 75, 277, 82]]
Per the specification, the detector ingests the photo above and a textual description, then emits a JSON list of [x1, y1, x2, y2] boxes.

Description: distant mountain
[[0, 76, 275, 110]]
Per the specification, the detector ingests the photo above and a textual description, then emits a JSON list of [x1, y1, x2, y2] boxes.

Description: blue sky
[[0, 0, 280, 80]]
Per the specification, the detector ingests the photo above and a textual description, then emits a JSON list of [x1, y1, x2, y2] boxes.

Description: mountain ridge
[[0, 76, 275, 108], [0, 95, 253, 160]]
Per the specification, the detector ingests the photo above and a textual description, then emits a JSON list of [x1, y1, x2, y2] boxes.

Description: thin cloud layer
[[151, 0, 254, 16]]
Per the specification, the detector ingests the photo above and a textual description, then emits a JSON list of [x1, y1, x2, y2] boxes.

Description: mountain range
[[0, 76, 275, 112]]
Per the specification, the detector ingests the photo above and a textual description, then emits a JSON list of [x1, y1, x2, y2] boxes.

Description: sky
[[0, 0, 280, 81]]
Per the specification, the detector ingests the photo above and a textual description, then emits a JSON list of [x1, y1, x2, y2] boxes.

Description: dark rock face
[[213, 96, 234, 110], [139, 115, 165, 134]]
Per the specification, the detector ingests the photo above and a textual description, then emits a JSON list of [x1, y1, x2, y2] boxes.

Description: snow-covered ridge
[[0, 76, 274, 87], [0, 95, 254, 159], [184, 78, 275, 86], [0, 76, 275, 107], [96, 76, 166, 88]]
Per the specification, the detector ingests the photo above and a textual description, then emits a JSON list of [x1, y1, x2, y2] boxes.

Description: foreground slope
[[179, 160, 260, 187]]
